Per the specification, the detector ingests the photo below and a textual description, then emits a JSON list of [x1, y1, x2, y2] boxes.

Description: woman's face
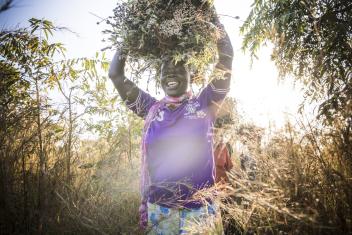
[[160, 61, 190, 97]]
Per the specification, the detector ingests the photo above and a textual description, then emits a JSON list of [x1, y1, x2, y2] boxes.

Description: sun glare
[[0, 0, 304, 129]]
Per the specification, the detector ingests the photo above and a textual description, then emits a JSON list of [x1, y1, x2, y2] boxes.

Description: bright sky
[[0, 0, 304, 128]]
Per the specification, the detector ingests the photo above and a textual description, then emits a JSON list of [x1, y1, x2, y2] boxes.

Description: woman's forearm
[[216, 30, 234, 73], [108, 50, 138, 102]]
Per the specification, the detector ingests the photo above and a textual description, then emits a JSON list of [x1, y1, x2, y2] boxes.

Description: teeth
[[167, 81, 178, 87]]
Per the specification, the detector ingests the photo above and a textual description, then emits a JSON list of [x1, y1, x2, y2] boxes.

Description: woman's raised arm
[[108, 50, 139, 102]]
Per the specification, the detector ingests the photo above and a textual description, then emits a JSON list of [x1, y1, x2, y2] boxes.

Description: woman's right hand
[[108, 47, 128, 80]]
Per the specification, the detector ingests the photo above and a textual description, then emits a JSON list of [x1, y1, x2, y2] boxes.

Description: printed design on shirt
[[184, 100, 207, 120], [196, 110, 207, 119], [185, 101, 199, 115]]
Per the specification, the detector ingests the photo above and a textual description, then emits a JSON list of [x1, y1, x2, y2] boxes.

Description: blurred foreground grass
[[49, 119, 351, 234]]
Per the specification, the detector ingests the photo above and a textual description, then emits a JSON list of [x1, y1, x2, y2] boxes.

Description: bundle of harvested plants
[[105, 0, 222, 83]]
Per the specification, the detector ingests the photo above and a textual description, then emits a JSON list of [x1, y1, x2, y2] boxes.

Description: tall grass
[[1, 115, 351, 234], [217, 120, 352, 234], [55, 118, 351, 234]]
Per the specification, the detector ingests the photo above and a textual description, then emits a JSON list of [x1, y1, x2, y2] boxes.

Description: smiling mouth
[[166, 81, 179, 89]]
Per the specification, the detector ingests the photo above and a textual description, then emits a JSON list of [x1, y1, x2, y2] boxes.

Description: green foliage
[[241, 0, 352, 125], [0, 18, 66, 88], [1, 14, 351, 234], [105, 0, 220, 82], [239, 3, 352, 231], [0, 19, 68, 234], [0, 18, 117, 234], [0, 18, 68, 158]]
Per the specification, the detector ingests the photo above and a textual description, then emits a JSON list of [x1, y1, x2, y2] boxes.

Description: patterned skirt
[[146, 202, 224, 235]]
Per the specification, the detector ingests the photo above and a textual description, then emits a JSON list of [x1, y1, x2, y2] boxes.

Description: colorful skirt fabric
[[146, 202, 224, 235]]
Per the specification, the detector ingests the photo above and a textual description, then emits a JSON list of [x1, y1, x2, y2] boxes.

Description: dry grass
[[46, 118, 351, 235], [1, 114, 351, 234]]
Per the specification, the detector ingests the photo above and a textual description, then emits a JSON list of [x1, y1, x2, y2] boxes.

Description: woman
[[108, 13, 233, 235]]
